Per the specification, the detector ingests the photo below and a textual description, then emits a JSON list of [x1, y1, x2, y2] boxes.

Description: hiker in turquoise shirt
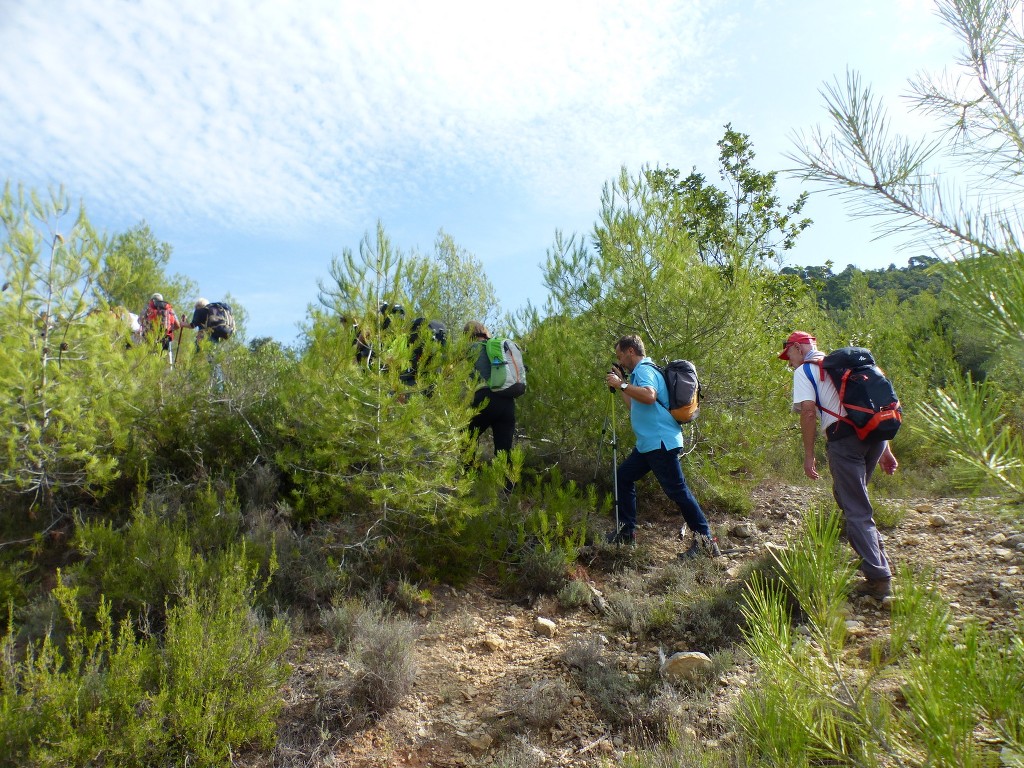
[[604, 334, 719, 558]]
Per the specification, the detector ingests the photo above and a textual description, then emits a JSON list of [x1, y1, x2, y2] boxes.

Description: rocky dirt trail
[[264, 483, 1024, 768]]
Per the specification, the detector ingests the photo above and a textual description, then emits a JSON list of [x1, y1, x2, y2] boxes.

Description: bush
[[872, 499, 907, 530], [349, 612, 417, 716], [738, 501, 1024, 766], [506, 678, 571, 729], [556, 579, 594, 611], [316, 602, 418, 732], [506, 544, 573, 596], [319, 596, 385, 653], [68, 485, 251, 628], [0, 549, 289, 768]]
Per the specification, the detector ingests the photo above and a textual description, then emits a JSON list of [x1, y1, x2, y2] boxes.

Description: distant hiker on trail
[[604, 334, 718, 558], [401, 316, 447, 388], [375, 303, 447, 390], [465, 321, 517, 460], [188, 298, 235, 348], [140, 293, 180, 352], [779, 330, 899, 599], [108, 305, 141, 347], [339, 314, 373, 366]]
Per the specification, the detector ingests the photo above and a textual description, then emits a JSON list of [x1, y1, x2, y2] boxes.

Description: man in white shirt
[[780, 331, 898, 598]]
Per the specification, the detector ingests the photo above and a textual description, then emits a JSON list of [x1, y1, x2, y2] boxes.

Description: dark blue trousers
[[615, 447, 711, 537]]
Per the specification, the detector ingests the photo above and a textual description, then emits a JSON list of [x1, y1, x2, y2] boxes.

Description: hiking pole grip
[[608, 363, 625, 392]]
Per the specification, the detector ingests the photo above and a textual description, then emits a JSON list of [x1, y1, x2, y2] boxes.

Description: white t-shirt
[[792, 355, 845, 432]]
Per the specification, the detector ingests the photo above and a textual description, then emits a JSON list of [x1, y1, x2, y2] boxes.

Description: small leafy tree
[[647, 124, 812, 269], [284, 224, 478, 550], [534, 165, 823, 492], [97, 221, 196, 316], [0, 184, 145, 514], [409, 229, 500, 333]]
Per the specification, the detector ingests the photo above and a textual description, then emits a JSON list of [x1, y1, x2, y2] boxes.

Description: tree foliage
[[0, 185, 141, 512], [533, 163, 821, 499], [96, 221, 196, 315], [647, 124, 812, 268]]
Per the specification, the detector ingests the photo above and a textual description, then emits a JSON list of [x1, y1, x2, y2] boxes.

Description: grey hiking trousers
[[826, 434, 892, 581]]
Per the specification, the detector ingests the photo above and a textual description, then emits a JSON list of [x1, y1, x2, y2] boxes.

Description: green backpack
[[484, 338, 526, 398]]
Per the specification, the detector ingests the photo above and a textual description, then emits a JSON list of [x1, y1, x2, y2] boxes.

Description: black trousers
[[469, 392, 516, 455]]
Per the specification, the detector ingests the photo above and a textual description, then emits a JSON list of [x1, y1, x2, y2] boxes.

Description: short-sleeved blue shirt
[[629, 358, 683, 452]]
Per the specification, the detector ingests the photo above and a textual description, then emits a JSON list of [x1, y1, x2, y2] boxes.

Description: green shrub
[[0, 549, 289, 768], [391, 578, 433, 613], [69, 486, 249, 627], [161, 553, 290, 765], [622, 728, 735, 767], [317, 605, 418, 732], [319, 596, 385, 653], [675, 586, 747, 651], [872, 499, 907, 530], [556, 579, 594, 611], [738, 502, 1024, 766], [0, 557, 32, 618], [505, 544, 573, 596]]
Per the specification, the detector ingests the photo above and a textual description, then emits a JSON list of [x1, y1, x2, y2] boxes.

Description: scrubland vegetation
[[1, 1, 1022, 765]]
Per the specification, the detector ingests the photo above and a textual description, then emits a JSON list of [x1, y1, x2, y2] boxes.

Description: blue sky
[[1, 0, 957, 344]]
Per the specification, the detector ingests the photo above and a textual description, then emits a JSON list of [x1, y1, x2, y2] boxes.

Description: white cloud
[[1, 0, 724, 234], [1, 0, 964, 341]]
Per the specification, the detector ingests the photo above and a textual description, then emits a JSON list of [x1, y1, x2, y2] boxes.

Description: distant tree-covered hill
[[782, 255, 943, 311]]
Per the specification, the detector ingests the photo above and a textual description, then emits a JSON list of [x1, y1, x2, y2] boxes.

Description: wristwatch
[[620, 381, 628, 390]]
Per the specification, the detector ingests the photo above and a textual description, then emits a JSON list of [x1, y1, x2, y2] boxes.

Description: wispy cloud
[[1, 0, 726, 233]]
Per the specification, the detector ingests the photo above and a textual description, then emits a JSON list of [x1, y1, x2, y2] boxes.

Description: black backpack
[[642, 360, 701, 424], [805, 347, 902, 441], [205, 302, 235, 339]]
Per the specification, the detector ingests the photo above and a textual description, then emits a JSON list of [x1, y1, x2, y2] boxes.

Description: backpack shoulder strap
[[638, 360, 670, 409], [802, 362, 842, 419]]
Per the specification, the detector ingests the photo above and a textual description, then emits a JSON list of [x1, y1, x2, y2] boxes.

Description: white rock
[[929, 514, 948, 527], [482, 635, 505, 652], [995, 547, 1016, 562], [660, 651, 714, 683], [535, 617, 557, 637], [466, 733, 493, 752], [845, 620, 869, 637], [989, 533, 1007, 545], [914, 503, 934, 513], [731, 523, 755, 539]]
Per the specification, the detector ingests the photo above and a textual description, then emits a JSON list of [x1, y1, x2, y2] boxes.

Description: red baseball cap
[[778, 331, 815, 359]]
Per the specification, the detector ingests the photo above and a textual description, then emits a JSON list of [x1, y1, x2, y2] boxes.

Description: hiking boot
[[853, 578, 892, 599], [677, 534, 721, 560], [605, 528, 636, 546]]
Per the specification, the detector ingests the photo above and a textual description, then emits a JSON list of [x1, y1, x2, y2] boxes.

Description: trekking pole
[[173, 328, 184, 367], [609, 389, 620, 533]]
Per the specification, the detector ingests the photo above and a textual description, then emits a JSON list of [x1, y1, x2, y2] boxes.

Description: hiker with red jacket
[[779, 330, 898, 598], [140, 293, 181, 352]]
